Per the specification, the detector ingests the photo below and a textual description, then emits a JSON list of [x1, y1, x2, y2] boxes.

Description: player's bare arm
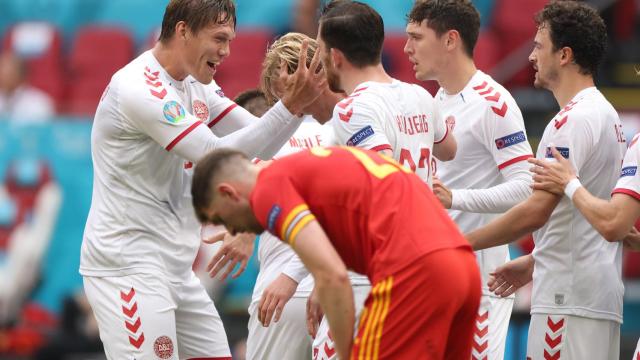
[[291, 219, 354, 360], [432, 132, 457, 161], [466, 189, 561, 250], [531, 146, 640, 242]]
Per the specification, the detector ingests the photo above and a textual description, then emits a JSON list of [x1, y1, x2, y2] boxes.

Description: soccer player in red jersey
[[191, 146, 481, 360]]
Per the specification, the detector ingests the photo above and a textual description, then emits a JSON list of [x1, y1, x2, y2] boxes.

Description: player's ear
[[217, 183, 240, 201], [444, 30, 459, 52], [559, 47, 573, 67], [331, 48, 343, 68], [176, 21, 188, 41]]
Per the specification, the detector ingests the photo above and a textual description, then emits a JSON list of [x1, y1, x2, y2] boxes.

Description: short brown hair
[[159, 0, 236, 43], [191, 149, 247, 223], [535, 0, 606, 76], [408, 0, 480, 57], [260, 33, 318, 105], [319, 0, 384, 67]]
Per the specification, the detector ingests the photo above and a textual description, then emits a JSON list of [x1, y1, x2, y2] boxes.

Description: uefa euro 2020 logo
[[163, 100, 186, 124]]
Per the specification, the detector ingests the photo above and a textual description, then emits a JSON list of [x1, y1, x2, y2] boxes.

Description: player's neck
[[152, 42, 188, 81], [551, 72, 595, 108], [439, 56, 477, 95], [342, 64, 393, 95]]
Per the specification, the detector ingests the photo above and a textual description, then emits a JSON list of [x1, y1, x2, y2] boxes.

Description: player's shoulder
[[334, 84, 381, 123], [113, 51, 169, 101], [466, 71, 519, 119]]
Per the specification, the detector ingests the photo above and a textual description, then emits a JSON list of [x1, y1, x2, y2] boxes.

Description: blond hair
[[260, 32, 318, 105]]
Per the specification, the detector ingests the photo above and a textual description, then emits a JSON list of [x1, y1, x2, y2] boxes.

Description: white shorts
[[246, 296, 312, 360], [526, 314, 620, 360], [472, 295, 514, 360], [312, 283, 371, 360], [84, 272, 231, 360]]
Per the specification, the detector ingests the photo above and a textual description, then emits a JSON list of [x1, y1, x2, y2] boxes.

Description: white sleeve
[[121, 83, 300, 163], [450, 159, 532, 213], [281, 254, 311, 284], [432, 98, 449, 144], [612, 134, 640, 200], [331, 96, 391, 152], [205, 89, 303, 159], [450, 102, 534, 213]]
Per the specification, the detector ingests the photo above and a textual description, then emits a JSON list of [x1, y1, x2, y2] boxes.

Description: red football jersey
[[250, 146, 471, 282]]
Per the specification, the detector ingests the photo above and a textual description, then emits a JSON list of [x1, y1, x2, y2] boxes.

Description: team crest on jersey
[[495, 131, 526, 150], [215, 89, 225, 98], [347, 126, 374, 146], [445, 116, 456, 131], [267, 205, 282, 232], [163, 101, 186, 124], [192, 100, 209, 122], [153, 336, 174, 359], [621, 166, 637, 177], [545, 147, 570, 159]]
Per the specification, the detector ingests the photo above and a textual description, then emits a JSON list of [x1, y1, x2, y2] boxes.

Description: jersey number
[[398, 148, 433, 180]]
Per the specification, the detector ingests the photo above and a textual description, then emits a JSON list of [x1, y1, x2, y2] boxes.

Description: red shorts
[[351, 247, 481, 360]]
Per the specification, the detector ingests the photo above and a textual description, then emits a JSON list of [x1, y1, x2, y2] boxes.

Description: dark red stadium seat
[[383, 33, 438, 95], [490, 0, 546, 87], [66, 26, 134, 116], [473, 30, 501, 74], [2, 22, 65, 109], [214, 29, 274, 99]]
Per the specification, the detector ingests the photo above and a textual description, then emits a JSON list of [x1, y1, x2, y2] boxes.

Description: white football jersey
[[532, 87, 625, 323], [435, 70, 533, 296], [332, 80, 448, 188], [612, 133, 640, 199], [80, 50, 298, 281], [250, 117, 331, 313]]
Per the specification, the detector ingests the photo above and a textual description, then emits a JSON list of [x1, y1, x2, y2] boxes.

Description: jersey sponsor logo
[[267, 205, 282, 232], [545, 147, 569, 159], [216, 89, 225, 98], [621, 166, 637, 177], [153, 336, 174, 359], [192, 99, 209, 122], [495, 131, 526, 149], [163, 101, 186, 124], [347, 126, 374, 146]]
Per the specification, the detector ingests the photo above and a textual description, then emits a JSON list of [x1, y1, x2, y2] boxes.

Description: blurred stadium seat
[[2, 22, 65, 110], [66, 26, 134, 116]]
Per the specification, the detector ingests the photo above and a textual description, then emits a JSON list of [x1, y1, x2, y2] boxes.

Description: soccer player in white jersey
[[495, 135, 640, 360], [79, 1, 326, 359], [466, 2, 626, 359], [309, 2, 456, 359], [240, 32, 343, 360], [403, 1, 534, 359]]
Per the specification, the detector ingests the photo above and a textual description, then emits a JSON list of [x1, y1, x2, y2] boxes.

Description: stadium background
[[0, 0, 638, 358]]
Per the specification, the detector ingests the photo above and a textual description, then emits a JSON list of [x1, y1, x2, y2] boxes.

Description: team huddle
[[79, 0, 640, 359]]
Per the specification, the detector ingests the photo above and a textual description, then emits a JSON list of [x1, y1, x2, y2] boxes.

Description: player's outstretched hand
[[623, 226, 640, 251], [204, 232, 255, 280], [488, 254, 534, 297], [306, 286, 323, 338], [258, 273, 299, 327], [432, 175, 452, 209], [528, 146, 576, 195], [279, 39, 326, 115]]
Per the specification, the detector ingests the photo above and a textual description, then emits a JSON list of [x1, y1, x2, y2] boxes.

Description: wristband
[[564, 178, 582, 200]]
